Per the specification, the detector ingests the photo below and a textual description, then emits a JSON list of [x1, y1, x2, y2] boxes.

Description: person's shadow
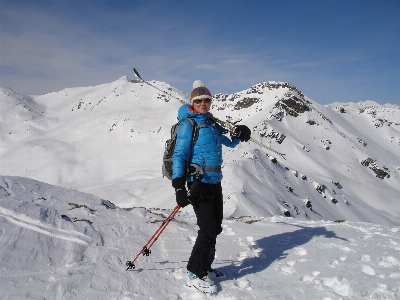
[[218, 224, 348, 280]]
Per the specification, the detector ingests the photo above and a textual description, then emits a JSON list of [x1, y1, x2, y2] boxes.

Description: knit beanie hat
[[190, 80, 212, 103]]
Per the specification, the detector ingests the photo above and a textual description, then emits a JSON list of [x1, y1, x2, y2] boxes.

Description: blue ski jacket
[[172, 104, 240, 184]]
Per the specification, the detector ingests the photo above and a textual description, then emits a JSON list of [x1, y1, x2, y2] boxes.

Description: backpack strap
[[180, 118, 199, 179], [181, 118, 199, 146]]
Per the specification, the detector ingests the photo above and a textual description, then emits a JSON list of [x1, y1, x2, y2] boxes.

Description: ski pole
[[126, 205, 180, 271], [145, 205, 181, 251], [132, 68, 286, 159]]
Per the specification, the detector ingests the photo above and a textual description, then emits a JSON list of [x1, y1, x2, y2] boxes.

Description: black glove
[[175, 189, 191, 208], [235, 125, 251, 142], [172, 176, 191, 208], [172, 176, 186, 190]]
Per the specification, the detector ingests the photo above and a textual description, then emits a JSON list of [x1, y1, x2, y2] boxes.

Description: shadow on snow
[[219, 224, 348, 280]]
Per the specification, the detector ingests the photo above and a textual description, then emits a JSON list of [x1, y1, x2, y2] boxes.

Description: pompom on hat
[[190, 80, 212, 103]]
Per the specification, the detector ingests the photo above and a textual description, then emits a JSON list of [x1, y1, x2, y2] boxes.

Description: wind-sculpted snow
[[0, 77, 399, 226], [0, 176, 399, 299]]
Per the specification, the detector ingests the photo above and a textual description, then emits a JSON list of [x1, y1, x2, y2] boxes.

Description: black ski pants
[[186, 181, 223, 278]]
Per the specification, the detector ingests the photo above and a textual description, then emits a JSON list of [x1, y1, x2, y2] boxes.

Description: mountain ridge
[[1, 77, 399, 225]]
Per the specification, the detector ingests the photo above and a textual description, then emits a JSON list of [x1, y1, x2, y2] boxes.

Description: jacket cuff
[[172, 176, 186, 189]]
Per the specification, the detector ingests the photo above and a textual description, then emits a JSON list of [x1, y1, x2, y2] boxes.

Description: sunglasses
[[193, 99, 212, 104]]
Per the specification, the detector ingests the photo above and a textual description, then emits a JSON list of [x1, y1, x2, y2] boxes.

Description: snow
[[1, 176, 399, 299], [1, 76, 400, 298]]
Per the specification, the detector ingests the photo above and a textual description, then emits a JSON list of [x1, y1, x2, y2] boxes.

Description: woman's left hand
[[235, 125, 251, 142]]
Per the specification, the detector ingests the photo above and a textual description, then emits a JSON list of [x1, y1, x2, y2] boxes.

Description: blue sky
[[1, 0, 399, 105]]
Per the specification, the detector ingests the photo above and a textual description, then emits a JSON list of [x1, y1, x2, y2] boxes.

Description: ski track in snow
[[0, 207, 90, 246]]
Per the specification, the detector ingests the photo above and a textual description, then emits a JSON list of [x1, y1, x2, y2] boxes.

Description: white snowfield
[[0, 176, 399, 299], [0, 77, 399, 298]]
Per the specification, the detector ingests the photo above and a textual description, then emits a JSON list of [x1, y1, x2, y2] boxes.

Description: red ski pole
[[145, 206, 180, 251], [126, 205, 180, 270]]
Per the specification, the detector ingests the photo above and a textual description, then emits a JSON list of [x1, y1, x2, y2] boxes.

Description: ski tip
[[132, 68, 144, 82], [133, 68, 140, 78]]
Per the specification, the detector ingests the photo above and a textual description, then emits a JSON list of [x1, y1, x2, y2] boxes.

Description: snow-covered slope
[[211, 83, 400, 225], [0, 78, 399, 226], [0, 175, 399, 299], [1, 77, 183, 208]]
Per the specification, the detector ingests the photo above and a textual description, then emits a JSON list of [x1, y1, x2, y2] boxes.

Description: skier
[[171, 80, 251, 293]]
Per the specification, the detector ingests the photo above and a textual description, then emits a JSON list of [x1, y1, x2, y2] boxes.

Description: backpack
[[162, 118, 200, 180]]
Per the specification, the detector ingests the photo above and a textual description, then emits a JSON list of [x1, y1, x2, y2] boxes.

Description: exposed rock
[[332, 180, 342, 189], [234, 97, 260, 110], [304, 199, 312, 210], [268, 156, 278, 164], [275, 94, 311, 117], [361, 158, 390, 179], [357, 138, 367, 147], [306, 120, 316, 125], [265, 130, 286, 144], [313, 181, 326, 194]]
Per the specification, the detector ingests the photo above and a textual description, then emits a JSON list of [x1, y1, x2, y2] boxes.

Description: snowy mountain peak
[[212, 81, 306, 112]]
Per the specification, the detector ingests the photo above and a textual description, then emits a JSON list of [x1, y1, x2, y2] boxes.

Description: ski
[[131, 68, 286, 159]]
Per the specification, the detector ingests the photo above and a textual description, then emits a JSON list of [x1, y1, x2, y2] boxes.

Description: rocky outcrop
[[361, 158, 390, 179]]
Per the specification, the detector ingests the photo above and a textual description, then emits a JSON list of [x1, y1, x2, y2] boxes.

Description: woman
[[171, 80, 251, 293]]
